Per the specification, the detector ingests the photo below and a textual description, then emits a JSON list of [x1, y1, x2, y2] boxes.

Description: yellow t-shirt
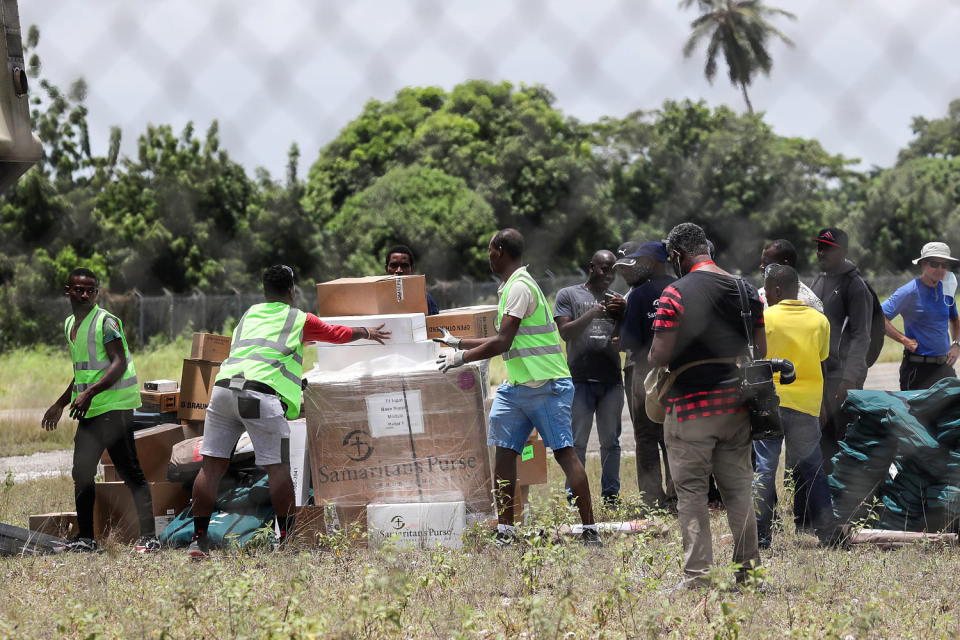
[[764, 299, 831, 417]]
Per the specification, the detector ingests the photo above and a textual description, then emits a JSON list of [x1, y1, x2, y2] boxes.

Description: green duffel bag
[[160, 474, 274, 549]]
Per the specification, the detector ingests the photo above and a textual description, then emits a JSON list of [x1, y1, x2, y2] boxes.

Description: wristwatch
[[952, 339, 960, 348]]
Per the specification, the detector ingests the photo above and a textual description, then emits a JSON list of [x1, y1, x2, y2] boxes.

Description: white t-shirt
[[759, 280, 824, 313], [498, 267, 548, 387]]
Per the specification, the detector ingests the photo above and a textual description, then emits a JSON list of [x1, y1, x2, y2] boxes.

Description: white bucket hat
[[913, 242, 959, 265]]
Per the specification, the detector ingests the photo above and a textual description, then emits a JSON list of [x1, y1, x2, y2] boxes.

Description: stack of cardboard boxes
[[300, 275, 503, 549], [178, 332, 232, 437]]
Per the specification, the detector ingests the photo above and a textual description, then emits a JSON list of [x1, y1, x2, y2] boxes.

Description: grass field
[[1, 462, 959, 638]]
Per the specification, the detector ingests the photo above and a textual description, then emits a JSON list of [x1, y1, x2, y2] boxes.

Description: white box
[[288, 418, 311, 507], [366, 501, 466, 550], [311, 340, 440, 373], [144, 379, 178, 392], [316, 313, 427, 345]]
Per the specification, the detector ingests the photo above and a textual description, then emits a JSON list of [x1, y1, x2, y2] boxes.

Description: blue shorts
[[488, 377, 575, 453]]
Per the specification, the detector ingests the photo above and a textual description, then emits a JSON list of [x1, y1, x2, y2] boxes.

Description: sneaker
[[493, 531, 518, 547], [580, 528, 603, 548], [187, 534, 210, 560], [133, 536, 161, 554], [62, 537, 98, 553]]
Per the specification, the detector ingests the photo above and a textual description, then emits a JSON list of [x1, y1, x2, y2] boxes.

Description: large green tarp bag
[[160, 473, 274, 549]]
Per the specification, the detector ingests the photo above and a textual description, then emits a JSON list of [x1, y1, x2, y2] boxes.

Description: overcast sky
[[21, 0, 960, 179]]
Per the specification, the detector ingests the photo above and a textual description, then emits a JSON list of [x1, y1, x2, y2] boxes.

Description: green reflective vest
[[217, 302, 307, 419], [497, 268, 570, 385], [65, 305, 141, 418]]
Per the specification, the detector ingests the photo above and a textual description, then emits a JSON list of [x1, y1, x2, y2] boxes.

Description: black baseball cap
[[815, 228, 848, 249]]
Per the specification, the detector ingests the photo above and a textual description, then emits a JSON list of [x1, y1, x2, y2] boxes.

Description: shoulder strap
[[733, 276, 755, 360], [657, 357, 741, 402]]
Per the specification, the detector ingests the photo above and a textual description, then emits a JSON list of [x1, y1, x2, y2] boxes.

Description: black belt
[[214, 378, 278, 396], [904, 353, 948, 365]]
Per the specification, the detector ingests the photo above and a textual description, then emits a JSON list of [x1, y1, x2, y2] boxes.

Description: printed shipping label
[[364, 390, 424, 438], [521, 445, 534, 461], [395, 279, 404, 302]]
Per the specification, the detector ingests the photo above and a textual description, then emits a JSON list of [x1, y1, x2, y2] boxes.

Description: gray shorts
[[200, 385, 290, 466]]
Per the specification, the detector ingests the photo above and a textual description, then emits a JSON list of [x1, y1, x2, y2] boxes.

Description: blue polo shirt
[[882, 278, 958, 356]]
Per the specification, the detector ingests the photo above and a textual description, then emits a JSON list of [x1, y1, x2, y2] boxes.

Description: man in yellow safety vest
[[42, 268, 157, 553], [187, 265, 390, 558], [435, 229, 601, 546]]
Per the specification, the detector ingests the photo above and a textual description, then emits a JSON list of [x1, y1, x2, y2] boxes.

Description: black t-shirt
[[621, 275, 675, 364], [653, 270, 763, 397]]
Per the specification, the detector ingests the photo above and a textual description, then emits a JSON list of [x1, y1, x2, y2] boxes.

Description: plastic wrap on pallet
[[304, 360, 494, 524]]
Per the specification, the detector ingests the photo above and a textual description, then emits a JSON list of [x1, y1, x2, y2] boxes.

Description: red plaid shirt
[[653, 270, 763, 422]]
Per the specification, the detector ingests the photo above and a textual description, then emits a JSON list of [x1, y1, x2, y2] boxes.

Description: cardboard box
[[144, 379, 178, 392], [288, 418, 312, 507], [101, 463, 119, 482], [516, 434, 548, 486], [181, 420, 204, 439], [367, 501, 466, 549], [28, 512, 78, 539], [140, 390, 179, 413], [310, 340, 439, 374], [305, 365, 493, 517], [316, 275, 428, 317], [178, 359, 220, 421], [317, 313, 428, 345], [100, 423, 185, 482], [426, 306, 498, 340], [93, 481, 191, 543], [190, 333, 232, 363]]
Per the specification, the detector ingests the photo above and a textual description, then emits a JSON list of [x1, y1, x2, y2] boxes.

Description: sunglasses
[[926, 260, 953, 269]]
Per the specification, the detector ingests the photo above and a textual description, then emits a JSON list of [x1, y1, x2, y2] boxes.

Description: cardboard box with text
[[178, 359, 220, 421], [304, 365, 493, 518], [426, 306, 498, 341], [190, 333, 232, 363], [140, 390, 179, 414], [317, 275, 427, 317]]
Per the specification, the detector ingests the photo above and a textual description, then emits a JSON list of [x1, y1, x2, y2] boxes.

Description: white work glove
[[437, 350, 466, 373], [432, 327, 462, 349]]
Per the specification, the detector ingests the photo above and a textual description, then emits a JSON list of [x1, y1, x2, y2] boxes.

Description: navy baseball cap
[[615, 241, 667, 266]]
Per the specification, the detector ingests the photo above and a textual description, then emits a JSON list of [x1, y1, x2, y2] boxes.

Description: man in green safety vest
[[42, 268, 158, 553], [435, 229, 601, 547], [187, 265, 390, 558]]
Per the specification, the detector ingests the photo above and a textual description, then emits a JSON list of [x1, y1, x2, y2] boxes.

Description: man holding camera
[[648, 223, 764, 589], [554, 250, 626, 506]]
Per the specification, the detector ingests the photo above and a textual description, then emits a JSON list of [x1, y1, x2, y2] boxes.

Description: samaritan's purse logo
[[390, 515, 405, 530], [342, 429, 373, 462]]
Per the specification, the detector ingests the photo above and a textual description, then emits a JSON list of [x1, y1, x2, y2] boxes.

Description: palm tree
[[681, 0, 796, 114]]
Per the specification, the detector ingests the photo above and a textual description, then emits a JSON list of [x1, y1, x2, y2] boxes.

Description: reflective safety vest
[[217, 302, 307, 419], [65, 305, 140, 418], [497, 268, 571, 385]]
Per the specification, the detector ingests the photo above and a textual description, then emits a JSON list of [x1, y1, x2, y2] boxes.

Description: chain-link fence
[[5, 2, 958, 348], [16, 270, 917, 349], [20, 275, 590, 349]]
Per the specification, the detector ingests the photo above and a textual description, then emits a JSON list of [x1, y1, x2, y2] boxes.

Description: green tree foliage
[[331, 164, 496, 279], [303, 81, 616, 273], [681, 0, 796, 113], [595, 100, 856, 272], [898, 99, 960, 164], [92, 121, 255, 292]]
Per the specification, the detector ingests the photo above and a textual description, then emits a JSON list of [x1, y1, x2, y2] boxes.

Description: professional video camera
[[740, 358, 796, 440]]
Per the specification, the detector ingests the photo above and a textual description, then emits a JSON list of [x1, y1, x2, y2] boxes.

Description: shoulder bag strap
[[734, 276, 755, 361], [657, 357, 741, 402]]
